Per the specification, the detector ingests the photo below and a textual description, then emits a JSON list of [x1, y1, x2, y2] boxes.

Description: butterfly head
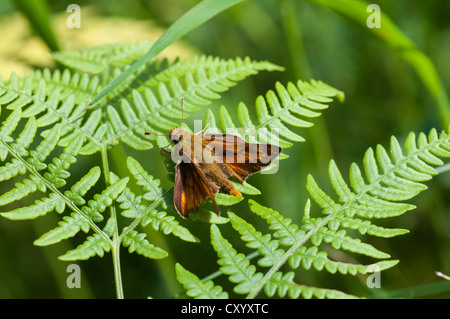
[[170, 127, 189, 144]]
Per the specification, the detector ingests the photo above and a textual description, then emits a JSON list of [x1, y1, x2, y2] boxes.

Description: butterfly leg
[[196, 117, 212, 136], [158, 143, 172, 170]]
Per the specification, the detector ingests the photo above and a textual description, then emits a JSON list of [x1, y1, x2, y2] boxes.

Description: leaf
[[34, 213, 90, 246], [175, 263, 228, 299], [210, 224, 263, 294], [228, 212, 285, 267], [1, 193, 65, 220], [264, 272, 358, 299], [207, 80, 344, 150], [81, 176, 129, 222], [122, 230, 168, 260], [59, 234, 111, 261]]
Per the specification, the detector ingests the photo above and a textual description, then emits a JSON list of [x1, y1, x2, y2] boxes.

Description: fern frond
[[122, 230, 168, 259], [210, 224, 263, 294], [59, 233, 111, 261], [81, 176, 129, 222], [264, 272, 358, 299], [52, 40, 154, 74], [0, 75, 104, 155], [19, 69, 101, 104], [0, 124, 83, 216], [203, 128, 450, 299], [307, 129, 450, 225], [140, 55, 283, 88], [175, 263, 229, 299], [104, 56, 283, 150], [209, 208, 392, 298], [203, 80, 344, 150], [228, 212, 284, 267]]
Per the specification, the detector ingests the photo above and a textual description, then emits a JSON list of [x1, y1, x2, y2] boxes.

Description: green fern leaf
[[43, 133, 84, 188], [145, 56, 282, 87], [34, 213, 90, 246], [175, 263, 228, 299], [203, 80, 344, 151], [59, 233, 111, 261], [122, 230, 168, 260], [0, 108, 22, 160], [52, 41, 154, 74], [248, 199, 304, 246], [10, 116, 36, 156], [264, 272, 358, 299], [210, 224, 263, 294], [27, 124, 61, 170], [26, 68, 100, 104], [126, 156, 163, 200], [64, 166, 102, 206], [289, 245, 398, 275], [103, 56, 284, 150], [81, 176, 129, 222], [302, 218, 391, 259], [228, 212, 284, 267], [33, 166, 102, 245], [215, 126, 450, 299], [1, 193, 65, 220]]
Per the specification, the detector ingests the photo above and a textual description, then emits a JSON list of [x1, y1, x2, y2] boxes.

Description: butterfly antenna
[[197, 117, 212, 135], [145, 132, 170, 136], [180, 98, 184, 128]]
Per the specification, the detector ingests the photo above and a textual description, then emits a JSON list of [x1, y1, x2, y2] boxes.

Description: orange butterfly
[[147, 100, 282, 218]]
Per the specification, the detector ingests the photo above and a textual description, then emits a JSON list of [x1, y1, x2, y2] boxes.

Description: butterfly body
[[169, 127, 282, 218]]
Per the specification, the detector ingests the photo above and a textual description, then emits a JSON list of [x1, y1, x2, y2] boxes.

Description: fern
[[1, 50, 284, 155], [2, 37, 446, 299], [1, 40, 319, 298], [175, 128, 450, 299], [200, 80, 344, 151], [51, 40, 155, 74]]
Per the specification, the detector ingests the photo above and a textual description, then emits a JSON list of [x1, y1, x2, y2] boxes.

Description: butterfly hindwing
[[174, 161, 220, 218]]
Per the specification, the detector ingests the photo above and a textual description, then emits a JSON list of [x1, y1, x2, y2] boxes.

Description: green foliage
[[0, 14, 449, 298], [1, 39, 326, 297], [176, 128, 450, 299]]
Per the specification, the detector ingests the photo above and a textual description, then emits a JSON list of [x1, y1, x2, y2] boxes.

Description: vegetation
[[0, 0, 449, 299]]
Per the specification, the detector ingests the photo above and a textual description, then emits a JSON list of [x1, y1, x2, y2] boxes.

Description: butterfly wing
[[173, 161, 220, 218], [202, 133, 282, 183]]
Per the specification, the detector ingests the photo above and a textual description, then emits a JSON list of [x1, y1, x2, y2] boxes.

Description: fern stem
[[100, 144, 124, 299], [112, 239, 124, 299], [119, 188, 173, 240], [436, 162, 450, 174], [246, 215, 331, 299]]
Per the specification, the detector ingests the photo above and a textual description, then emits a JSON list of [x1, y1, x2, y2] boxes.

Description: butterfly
[[146, 100, 282, 218]]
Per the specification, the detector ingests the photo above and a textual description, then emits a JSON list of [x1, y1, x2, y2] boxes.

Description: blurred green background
[[0, 0, 449, 298]]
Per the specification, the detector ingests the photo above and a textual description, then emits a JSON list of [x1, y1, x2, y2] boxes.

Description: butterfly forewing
[[170, 128, 282, 218], [202, 133, 282, 181]]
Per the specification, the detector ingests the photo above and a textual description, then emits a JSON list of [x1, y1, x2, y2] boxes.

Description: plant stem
[[101, 144, 124, 299], [112, 238, 124, 299]]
